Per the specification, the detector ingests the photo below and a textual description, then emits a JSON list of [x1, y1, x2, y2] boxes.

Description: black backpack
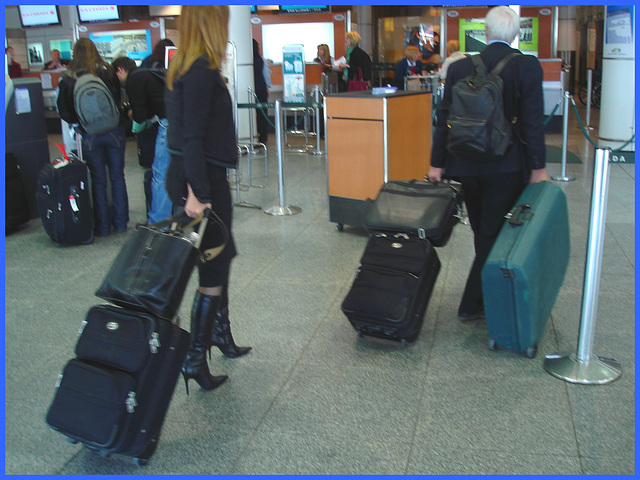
[[446, 53, 519, 161]]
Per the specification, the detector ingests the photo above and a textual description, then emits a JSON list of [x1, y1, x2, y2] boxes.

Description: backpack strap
[[470, 54, 488, 75], [491, 52, 521, 76]]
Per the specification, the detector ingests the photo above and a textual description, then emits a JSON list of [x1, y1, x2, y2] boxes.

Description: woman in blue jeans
[[57, 38, 129, 236]]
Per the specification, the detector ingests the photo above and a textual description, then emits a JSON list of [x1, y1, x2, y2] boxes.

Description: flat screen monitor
[[88, 29, 152, 63], [18, 5, 62, 28], [77, 5, 120, 24], [279, 5, 328, 13]]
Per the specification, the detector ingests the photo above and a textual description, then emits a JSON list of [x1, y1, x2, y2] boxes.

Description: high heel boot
[[181, 292, 228, 395], [209, 283, 252, 358]]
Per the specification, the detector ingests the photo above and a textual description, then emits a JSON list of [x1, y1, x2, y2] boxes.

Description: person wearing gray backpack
[[57, 38, 129, 237], [428, 6, 548, 321]]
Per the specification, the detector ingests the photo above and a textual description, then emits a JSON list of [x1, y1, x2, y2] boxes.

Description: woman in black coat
[[165, 5, 251, 394], [340, 31, 372, 91]]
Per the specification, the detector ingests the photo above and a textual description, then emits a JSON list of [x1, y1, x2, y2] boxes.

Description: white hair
[[485, 6, 520, 43]]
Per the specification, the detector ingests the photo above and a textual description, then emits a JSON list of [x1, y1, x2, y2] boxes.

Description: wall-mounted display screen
[[262, 22, 334, 63], [458, 17, 539, 56], [77, 5, 120, 24], [279, 5, 328, 13], [18, 5, 62, 28], [88, 29, 152, 63]]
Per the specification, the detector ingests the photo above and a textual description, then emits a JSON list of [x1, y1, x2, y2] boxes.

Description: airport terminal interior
[[4, 4, 635, 476]]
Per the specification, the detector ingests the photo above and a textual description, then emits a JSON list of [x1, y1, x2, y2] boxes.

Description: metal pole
[[264, 100, 302, 216], [544, 148, 622, 384], [586, 69, 593, 129], [551, 91, 576, 182], [311, 87, 324, 155]]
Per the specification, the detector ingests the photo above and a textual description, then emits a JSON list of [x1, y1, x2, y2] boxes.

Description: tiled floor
[[4, 99, 634, 474]]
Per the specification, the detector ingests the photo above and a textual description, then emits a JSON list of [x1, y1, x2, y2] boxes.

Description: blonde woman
[[165, 5, 251, 394], [395, 45, 423, 89], [340, 31, 372, 91]]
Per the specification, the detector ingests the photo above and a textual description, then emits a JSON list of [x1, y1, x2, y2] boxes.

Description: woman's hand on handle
[[185, 184, 212, 218]]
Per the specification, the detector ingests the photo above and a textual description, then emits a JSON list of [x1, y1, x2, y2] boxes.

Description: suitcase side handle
[[507, 204, 533, 226]]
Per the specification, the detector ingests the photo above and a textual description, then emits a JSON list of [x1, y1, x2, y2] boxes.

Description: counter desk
[[325, 89, 431, 230]]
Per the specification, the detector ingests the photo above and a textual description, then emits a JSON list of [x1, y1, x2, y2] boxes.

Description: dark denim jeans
[[83, 126, 129, 234]]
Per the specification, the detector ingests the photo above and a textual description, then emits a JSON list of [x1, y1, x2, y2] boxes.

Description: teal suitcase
[[481, 181, 570, 358]]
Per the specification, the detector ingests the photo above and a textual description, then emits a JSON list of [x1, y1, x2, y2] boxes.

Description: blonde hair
[[67, 38, 112, 78], [446, 40, 461, 56], [317, 44, 331, 63], [404, 45, 420, 60], [346, 31, 361, 46], [167, 5, 229, 90]]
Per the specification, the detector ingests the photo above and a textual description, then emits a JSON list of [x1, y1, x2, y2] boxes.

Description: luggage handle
[[507, 204, 533, 226], [147, 208, 228, 262]]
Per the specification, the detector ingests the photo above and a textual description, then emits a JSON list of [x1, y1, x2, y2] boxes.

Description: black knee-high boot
[[210, 283, 252, 358], [181, 292, 228, 394]]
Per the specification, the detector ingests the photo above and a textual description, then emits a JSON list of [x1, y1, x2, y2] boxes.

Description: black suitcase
[[36, 154, 94, 246], [5, 153, 32, 235], [342, 233, 441, 344], [363, 179, 464, 247], [46, 304, 190, 465]]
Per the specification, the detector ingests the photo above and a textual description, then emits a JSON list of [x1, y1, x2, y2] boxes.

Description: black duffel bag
[[363, 179, 464, 247], [95, 209, 227, 320]]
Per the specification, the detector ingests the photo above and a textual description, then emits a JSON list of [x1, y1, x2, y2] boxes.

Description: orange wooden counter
[[325, 90, 431, 229]]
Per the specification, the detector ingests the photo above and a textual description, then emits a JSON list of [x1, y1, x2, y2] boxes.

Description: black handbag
[[363, 179, 464, 247], [95, 209, 227, 320]]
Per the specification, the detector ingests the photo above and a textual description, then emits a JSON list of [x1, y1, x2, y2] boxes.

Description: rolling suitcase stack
[[46, 305, 189, 465], [342, 233, 441, 345], [482, 181, 570, 358]]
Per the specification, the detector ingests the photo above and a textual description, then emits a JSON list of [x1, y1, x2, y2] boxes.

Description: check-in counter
[[325, 89, 431, 229]]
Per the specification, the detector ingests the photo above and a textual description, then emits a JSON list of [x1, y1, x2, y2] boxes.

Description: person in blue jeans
[[113, 56, 173, 224], [57, 38, 129, 236]]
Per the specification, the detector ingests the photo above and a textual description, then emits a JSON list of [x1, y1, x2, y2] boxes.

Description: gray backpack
[[73, 73, 119, 135]]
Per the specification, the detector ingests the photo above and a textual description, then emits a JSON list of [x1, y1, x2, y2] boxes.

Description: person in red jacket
[[6, 47, 23, 78]]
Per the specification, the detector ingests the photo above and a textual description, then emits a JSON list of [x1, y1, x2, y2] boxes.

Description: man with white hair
[[428, 6, 547, 321]]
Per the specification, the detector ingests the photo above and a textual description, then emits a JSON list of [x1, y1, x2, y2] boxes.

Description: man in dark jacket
[[428, 6, 548, 321], [112, 56, 173, 224]]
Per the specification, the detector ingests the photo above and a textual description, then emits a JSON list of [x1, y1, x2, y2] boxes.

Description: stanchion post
[[551, 91, 576, 182], [264, 100, 302, 216], [311, 86, 324, 155], [586, 69, 593, 129], [544, 148, 622, 384]]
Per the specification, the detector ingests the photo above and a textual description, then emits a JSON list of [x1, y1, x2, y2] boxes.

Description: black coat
[[125, 68, 166, 122], [165, 56, 237, 204], [431, 42, 546, 177], [346, 46, 372, 82], [394, 58, 423, 88]]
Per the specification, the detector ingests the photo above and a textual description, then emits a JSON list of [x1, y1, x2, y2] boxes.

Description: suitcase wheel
[[336, 223, 344, 232], [488, 338, 498, 351], [134, 434, 160, 466], [134, 457, 149, 466], [356, 329, 364, 338], [67, 437, 79, 445], [401, 339, 409, 347], [525, 345, 538, 359]]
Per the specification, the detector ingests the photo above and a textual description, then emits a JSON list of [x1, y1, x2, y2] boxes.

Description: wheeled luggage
[[36, 152, 93, 246], [363, 179, 464, 247], [46, 304, 190, 465], [5, 152, 32, 235], [482, 181, 570, 358], [342, 233, 441, 344]]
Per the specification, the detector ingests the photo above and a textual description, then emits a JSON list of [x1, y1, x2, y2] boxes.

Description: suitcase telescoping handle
[[149, 208, 228, 262], [507, 203, 533, 226]]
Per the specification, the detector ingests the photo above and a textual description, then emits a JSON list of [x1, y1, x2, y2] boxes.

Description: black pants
[[457, 172, 527, 315], [255, 90, 269, 144]]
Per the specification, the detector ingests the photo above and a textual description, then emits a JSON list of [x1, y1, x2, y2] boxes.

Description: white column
[[354, 6, 373, 57], [229, 5, 254, 142]]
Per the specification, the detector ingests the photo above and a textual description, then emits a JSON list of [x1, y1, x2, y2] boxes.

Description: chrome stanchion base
[[235, 201, 262, 210], [551, 174, 576, 182], [544, 353, 622, 385], [263, 205, 302, 216]]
